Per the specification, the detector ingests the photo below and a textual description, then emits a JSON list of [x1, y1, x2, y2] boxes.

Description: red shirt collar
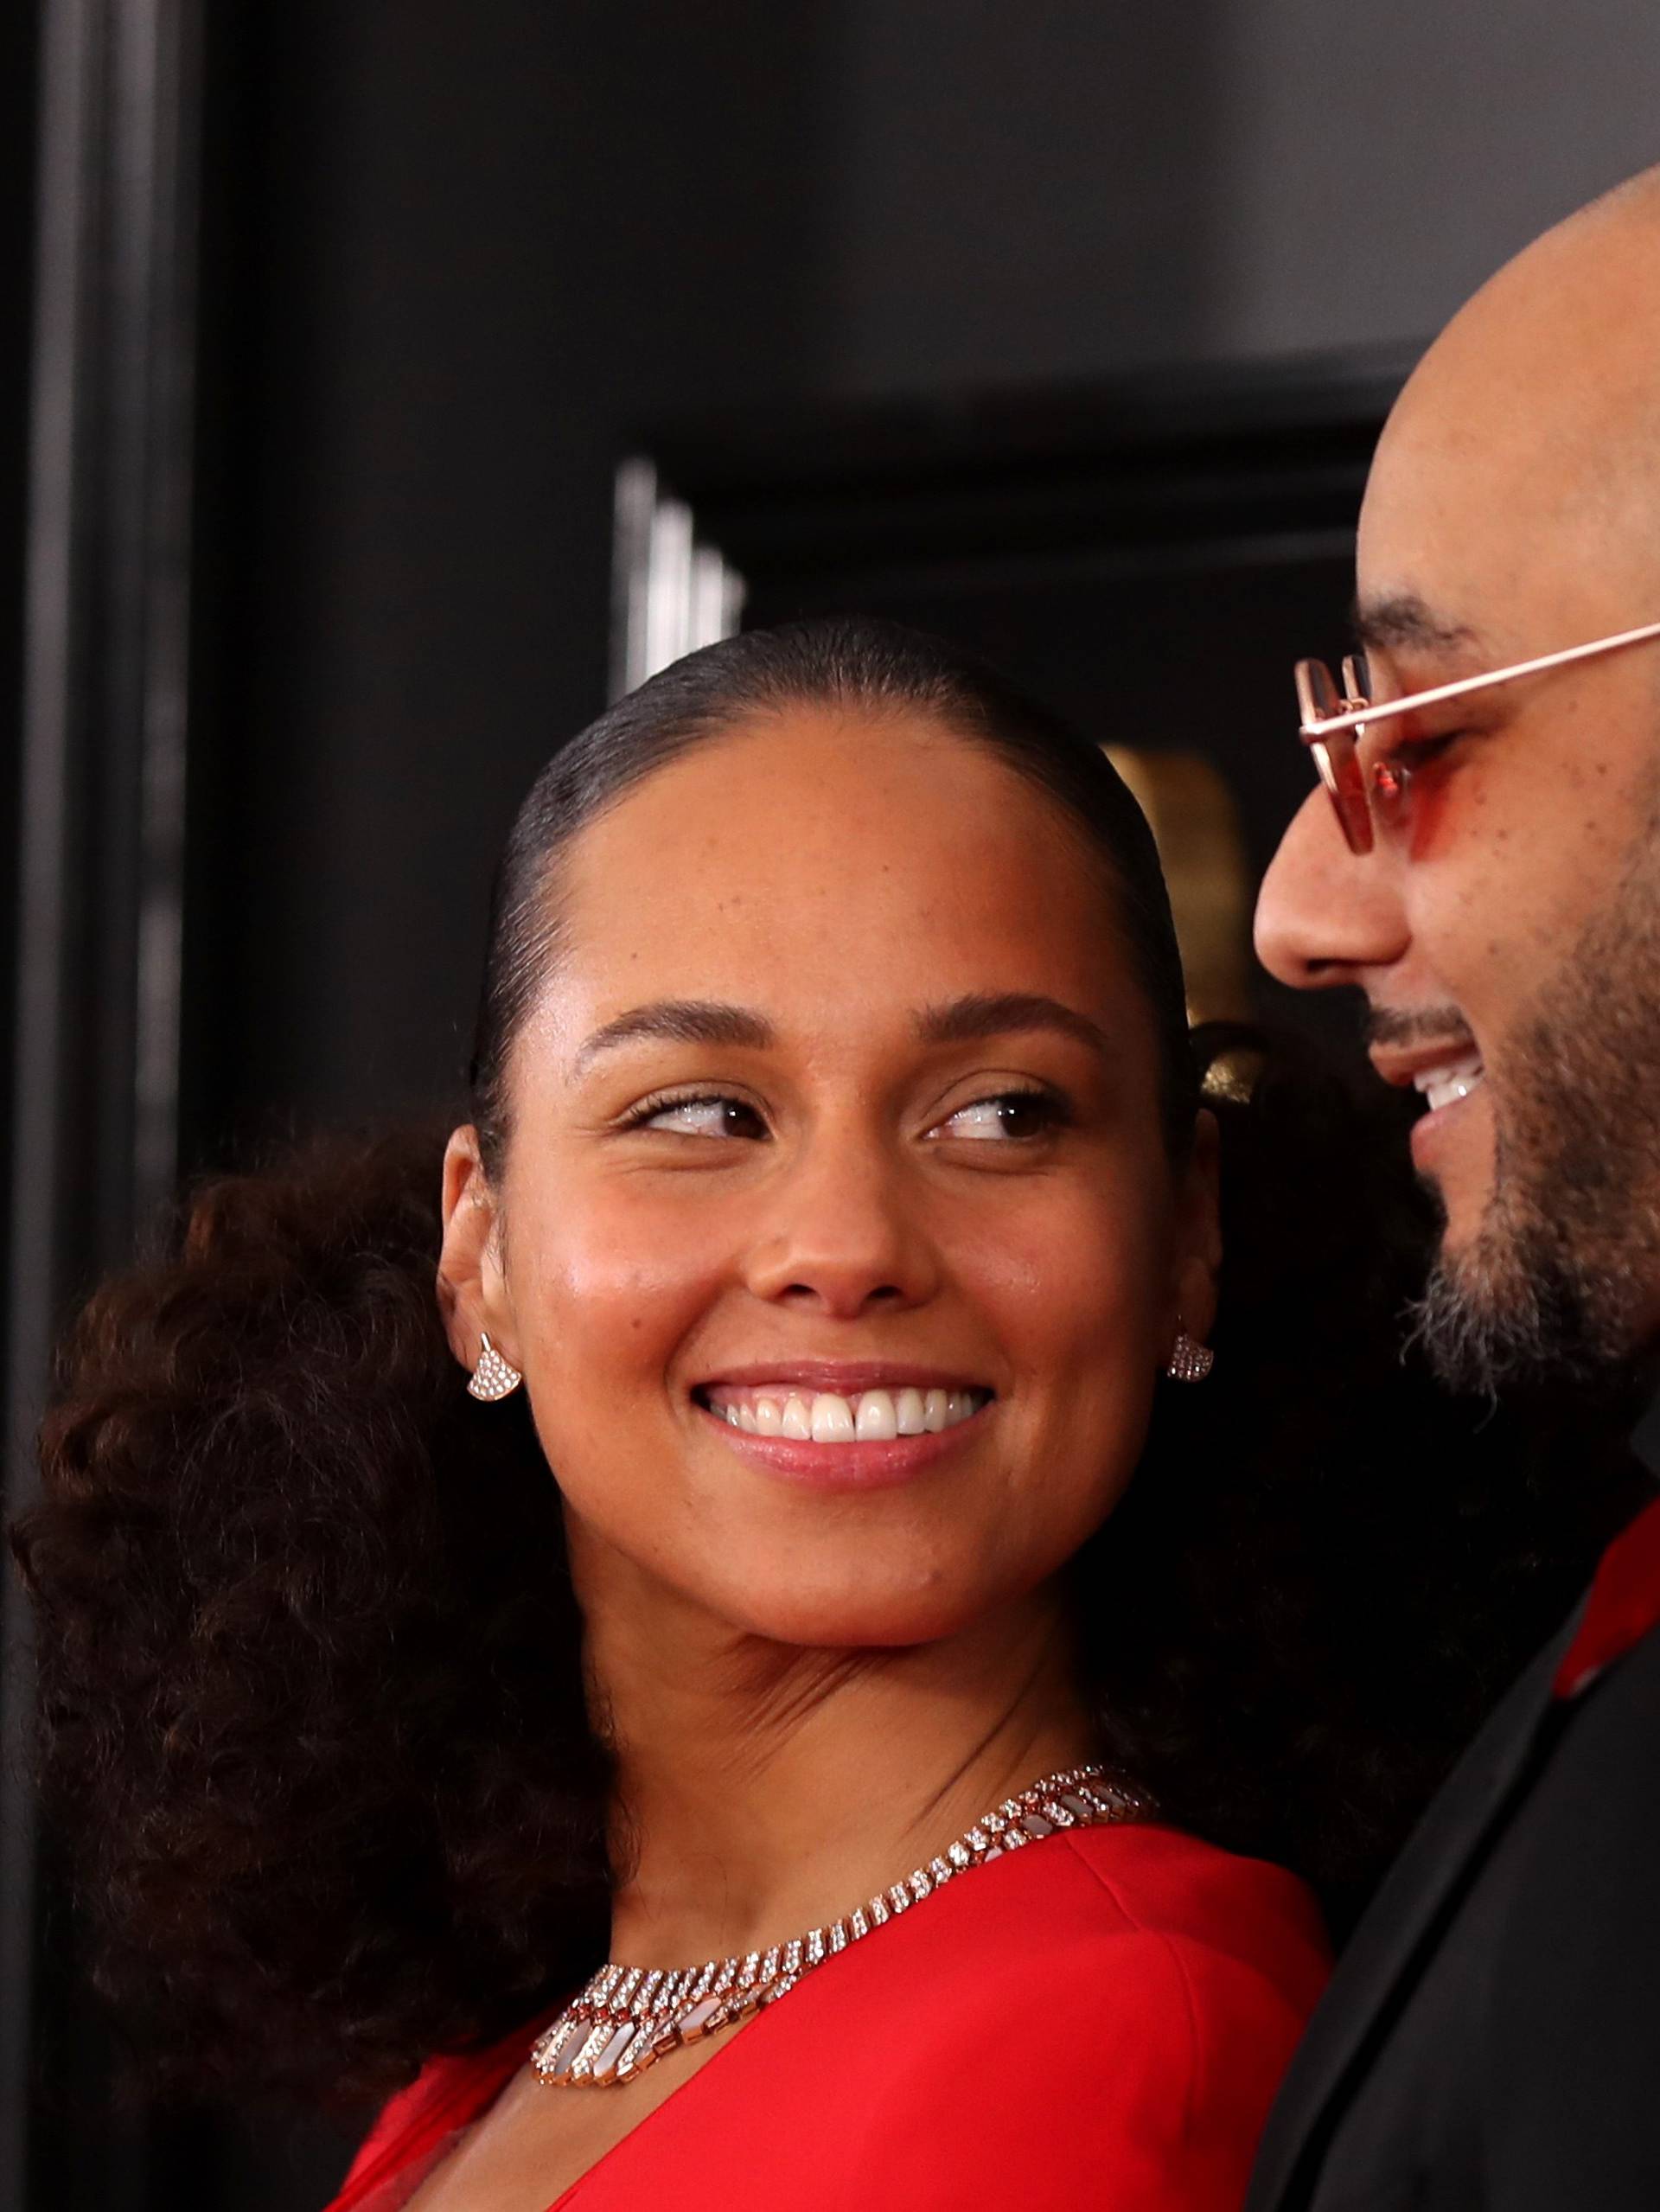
[[1554, 1489, 1660, 1699]]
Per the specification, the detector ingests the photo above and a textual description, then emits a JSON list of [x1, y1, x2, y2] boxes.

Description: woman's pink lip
[[693, 1359, 992, 1395], [695, 1400, 990, 1493]]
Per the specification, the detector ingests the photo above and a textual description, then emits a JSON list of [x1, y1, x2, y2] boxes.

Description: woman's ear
[[437, 1126, 517, 1373], [1171, 1107, 1223, 1348]]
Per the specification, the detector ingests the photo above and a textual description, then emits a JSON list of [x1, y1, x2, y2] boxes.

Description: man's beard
[[1409, 809, 1660, 1396]]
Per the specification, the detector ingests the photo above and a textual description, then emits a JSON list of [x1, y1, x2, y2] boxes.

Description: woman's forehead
[[552, 706, 1128, 1006], [513, 699, 1149, 1061]]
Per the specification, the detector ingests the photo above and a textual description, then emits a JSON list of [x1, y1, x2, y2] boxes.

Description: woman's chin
[[718, 1576, 995, 1653]]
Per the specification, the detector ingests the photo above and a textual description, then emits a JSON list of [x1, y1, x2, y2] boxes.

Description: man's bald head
[[1363, 166, 1660, 630], [1256, 164, 1660, 1392], [1425, 159, 1660, 387]]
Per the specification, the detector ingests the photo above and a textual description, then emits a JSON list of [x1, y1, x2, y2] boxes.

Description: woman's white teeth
[[811, 1393, 857, 1443], [855, 1391, 897, 1441], [1414, 1055, 1484, 1113], [712, 1384, 985, 1441]]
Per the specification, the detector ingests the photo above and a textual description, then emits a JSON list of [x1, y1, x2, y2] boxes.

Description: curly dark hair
[[10, 620, 1645, 2110]]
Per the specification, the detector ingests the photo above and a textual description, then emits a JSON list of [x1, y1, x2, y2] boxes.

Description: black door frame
[[3, 4, 202, 2204]]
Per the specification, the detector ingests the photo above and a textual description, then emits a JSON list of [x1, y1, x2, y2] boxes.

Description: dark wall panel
[[189, 0, 835, 1158]]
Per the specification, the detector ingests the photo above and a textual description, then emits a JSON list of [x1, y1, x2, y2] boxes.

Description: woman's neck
[[577, 1554, 1097, 1971]]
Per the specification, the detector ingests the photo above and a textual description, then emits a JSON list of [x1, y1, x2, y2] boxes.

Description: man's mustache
[[1363, 1005, 1476, 1053]]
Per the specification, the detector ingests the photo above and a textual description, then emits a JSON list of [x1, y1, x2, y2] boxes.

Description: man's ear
[[1170, 1107, 1223, 1348], [437, 1126, 517, 1372]]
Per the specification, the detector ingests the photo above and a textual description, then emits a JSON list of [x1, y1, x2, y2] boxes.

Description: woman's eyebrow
[[574, 1000, 775, 1071], [915, 993, 1111, 1058], [573, 990, 1111, 1076]]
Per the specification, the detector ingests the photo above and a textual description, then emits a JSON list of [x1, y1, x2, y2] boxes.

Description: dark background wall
[[188, 0, 837, 1153], [189, 0, 1660, 1163], [7, 6, 1660, 2208], [0, 0, 39, 1360]]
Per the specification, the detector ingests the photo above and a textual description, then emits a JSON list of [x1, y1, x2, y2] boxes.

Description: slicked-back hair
[[469, 618, 1197, 1172]]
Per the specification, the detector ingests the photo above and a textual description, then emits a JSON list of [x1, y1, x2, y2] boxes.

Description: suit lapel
[[1247, 1606, 1581, 2212]]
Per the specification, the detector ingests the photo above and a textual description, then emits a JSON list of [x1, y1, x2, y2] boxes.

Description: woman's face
[[442, 707, 1217, 1647]]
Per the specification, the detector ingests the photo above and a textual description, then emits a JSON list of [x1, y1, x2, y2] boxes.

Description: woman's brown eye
[[937, 1091, 1065, 1141], [634, 1095, 767, 1139]]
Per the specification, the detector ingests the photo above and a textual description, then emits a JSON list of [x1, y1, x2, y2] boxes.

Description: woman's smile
[[692, 1365, 996, 1491]]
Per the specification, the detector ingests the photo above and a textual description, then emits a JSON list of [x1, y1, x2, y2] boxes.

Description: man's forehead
[[1357, 408, 1611, 665], [1356, 429, 1532, 657], [1357, 273, 1660, 646]]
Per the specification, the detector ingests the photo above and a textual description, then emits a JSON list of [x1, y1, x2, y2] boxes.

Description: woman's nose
[[742, 1136, 940, 1319], [1255, 790, 1410, 990]]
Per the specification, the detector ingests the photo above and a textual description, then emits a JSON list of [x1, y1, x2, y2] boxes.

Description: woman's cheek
[[957, 1176, 1166, 1354], [968, 1192, 1166, 1506], [511, 1182, 733, 1392]]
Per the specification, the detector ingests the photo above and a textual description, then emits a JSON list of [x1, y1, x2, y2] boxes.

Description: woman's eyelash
[[615, 1085, 1072, 1138], [616, 1090, 764, 1134], [937, 1087, 1074, 1137]]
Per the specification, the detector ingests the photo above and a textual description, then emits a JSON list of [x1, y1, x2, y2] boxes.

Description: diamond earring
[[467, 1332, 524, 1403], [1165, 1327, 1215, 1384]]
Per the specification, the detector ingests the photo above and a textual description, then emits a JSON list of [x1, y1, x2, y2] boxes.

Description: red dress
[[327, 1823, 1329, 2212]]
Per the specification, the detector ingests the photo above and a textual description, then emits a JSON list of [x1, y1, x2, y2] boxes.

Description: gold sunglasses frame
[[1293, 617, 1660, 854]]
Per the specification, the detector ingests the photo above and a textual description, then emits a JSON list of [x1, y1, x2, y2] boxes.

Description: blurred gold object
[[1197, 1046, 1262, 1104], [1105, 746, 1254, 1029]]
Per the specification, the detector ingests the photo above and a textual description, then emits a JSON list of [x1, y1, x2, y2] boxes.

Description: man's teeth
[[706, 1385, 986, 1442], [1413, 1055, 1485, 1114]]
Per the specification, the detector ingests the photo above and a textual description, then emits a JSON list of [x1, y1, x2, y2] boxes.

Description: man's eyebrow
[[574, 1000, 775, 1071], [916, 992, 1111, 1058], [1354, 592, 1485, 658]]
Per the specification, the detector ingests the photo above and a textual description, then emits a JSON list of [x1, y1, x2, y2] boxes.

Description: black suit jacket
[[1246, 1406, 1660, 2212]]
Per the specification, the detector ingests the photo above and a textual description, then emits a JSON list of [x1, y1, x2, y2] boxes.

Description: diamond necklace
[[529, 1761, 1152, 2090]]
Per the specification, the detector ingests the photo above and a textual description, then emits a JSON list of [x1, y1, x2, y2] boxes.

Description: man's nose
[[1254, 789, 1409, 989], [743, 1135, 940, 1320]]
